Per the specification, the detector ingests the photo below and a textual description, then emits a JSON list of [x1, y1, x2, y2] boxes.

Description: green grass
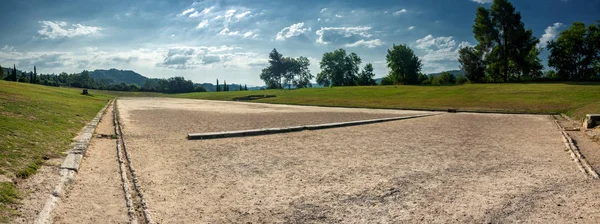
[[0, 81, 111, 220], [169, 83, 600, 120]]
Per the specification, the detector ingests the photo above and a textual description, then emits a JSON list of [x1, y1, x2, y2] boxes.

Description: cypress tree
[[240, 84, 242, 91], [33, 66, 37, 84], [216, 79, 220, 92], [244, 84, 247, 91], [224, 80, 227, 91], [0, 65, 4, 80], [10, 64, 17, 81]]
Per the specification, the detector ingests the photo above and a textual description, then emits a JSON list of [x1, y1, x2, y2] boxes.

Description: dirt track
[[106, 97, 600, 223]]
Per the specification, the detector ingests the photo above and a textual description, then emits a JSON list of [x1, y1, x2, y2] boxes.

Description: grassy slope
[[171, 83, 599, 119], [0, 81, 111, 220]]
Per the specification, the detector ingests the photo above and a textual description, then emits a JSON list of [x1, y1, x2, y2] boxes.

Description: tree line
[[0, 66, 209, 93], [259, 0, 599, 88], [459, 0, 599, 82]]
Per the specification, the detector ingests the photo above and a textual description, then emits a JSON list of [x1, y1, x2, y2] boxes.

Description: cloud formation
[[538, 22, 564, 48], [415, 34, 472, 72], [393, 9, 407, 16], [38, 21, 101, 39], [275, 23, 311, 41], [344, 39, 384, 48], [315, 26, 374, 45]]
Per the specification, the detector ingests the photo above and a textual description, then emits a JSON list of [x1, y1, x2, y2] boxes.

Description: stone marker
[[584, 114, 600, 129]]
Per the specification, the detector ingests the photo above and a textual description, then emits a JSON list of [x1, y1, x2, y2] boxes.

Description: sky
[[0, 0, 599, 86]]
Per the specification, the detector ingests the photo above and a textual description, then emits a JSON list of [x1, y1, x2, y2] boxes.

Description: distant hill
[[90, 69, 148, 86]]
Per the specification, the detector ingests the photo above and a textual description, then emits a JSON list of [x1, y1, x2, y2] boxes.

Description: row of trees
[[215, 79, 248, 91], [259, 48, 378, 88], [459, 0, 599, 82], [1, 66, 207, 93], [258, 0, 598, 87], [260, 49, 313, 89]]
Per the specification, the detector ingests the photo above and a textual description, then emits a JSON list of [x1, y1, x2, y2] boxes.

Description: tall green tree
[[6, 64, 18, 81], [317, 48, 361, 86], [216, 79, 220, 91], [0, 65, 4, 80], [548, 22, 600, 80], [386, 44, 422, 85], [287, 56, 313, 88], [357, 63, 376, 86], [458, 46, 486, 83], [260, 49, 286, 89], [471, 0, 540, 82]]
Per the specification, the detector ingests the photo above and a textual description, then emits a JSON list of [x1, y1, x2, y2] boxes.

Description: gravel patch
[[115, 98, 600, 223]]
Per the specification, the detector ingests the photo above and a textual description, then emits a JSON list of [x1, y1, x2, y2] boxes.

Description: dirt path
[[117, 98, 600, 223], [53, 103, 129, 223]]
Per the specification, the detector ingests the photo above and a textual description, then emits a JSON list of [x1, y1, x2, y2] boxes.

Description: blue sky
[[0, 0, 598, 85]]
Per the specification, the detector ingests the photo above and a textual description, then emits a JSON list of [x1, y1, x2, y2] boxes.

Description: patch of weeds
[[15, 159, 42, 179], [0, 182, 20, 222]]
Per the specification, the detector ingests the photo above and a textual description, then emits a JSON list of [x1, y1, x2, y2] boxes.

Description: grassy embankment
[[0, 81, 111, 221], [171, 83, 600, 120], [98, 83, 600, 120]]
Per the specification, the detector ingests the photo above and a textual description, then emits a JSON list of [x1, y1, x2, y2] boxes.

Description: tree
[[224, 80, 227, 91], [216, 79, 220, 92], [240, 84, 242, 91], [458, 46, 486, 82], [244, 84, 247, 91], [260, 49, 286, 89], [317, 48, 361, 86], [472, 0, 540, 82], [6, 64, 17, 81], [386, 44, 422, 85], [357, 63, 376, 86], [287, 56, 313, 88], [0, 65, 4, 80], [548, 21, 600, 80]]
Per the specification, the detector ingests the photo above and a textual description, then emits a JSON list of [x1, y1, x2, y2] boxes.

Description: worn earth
[[108, 97, 600, 223]]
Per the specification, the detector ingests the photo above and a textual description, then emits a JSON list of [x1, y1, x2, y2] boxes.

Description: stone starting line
[[187, 114, 436, 140]]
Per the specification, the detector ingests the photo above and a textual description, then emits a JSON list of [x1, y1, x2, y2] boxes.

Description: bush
[[432, 72, 456, 85], [380, 75, 395, 85], [456, 74, 468, 84]]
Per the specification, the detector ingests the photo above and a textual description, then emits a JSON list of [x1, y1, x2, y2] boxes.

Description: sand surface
[[111, 97, 600, 223], [53, 103, 129, 223]]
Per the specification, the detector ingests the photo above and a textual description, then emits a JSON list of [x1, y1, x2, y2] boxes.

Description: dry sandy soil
[[107, 97, 600, 223], [52, 103, 129, 223]]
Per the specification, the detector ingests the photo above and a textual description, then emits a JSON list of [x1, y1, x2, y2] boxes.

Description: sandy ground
[[114, 97, 600, 223], [11, 159, 62, 223], [557, 118, 600, 174], [53, 103, 129, 223]]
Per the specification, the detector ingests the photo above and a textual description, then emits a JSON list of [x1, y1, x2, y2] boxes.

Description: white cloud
[[538, 22, 564, 48], [315, 26, 373, 44], [415, 34, 473, 72], [393, 9, 407, 16], [196, 20, 209, 29], [235, 11, 251, 19], [179, 8, 195, 16], [199, 7, 213, 15], [37, 21, 101, 39], [218, 27, 257, 39], [344, 39, 384, 48], [224, 9, 237, 21], [320, 8, 328, 13], [275, 22, 311, 41], [335, 14, 343, 18], [470, 0, 493, 3], [189, 11, 201, 18], [408, 26, 415, 30]]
